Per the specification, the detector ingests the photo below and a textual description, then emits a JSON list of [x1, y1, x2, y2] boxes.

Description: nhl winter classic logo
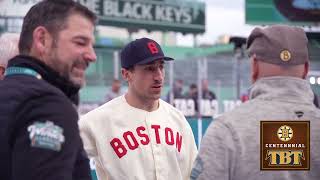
[[28, 121, 65, 152], [261, 121, 310, 170]]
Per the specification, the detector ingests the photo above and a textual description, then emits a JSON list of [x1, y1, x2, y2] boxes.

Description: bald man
[[0, 33, 20, 79], [0, 33, 19, 79], [191, 25, 320, 180]]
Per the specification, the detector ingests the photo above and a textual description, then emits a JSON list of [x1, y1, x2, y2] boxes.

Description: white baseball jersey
[[79, 95, 198, 180]]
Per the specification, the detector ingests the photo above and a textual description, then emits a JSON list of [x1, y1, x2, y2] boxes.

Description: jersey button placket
[[146, 113, 162, 180]]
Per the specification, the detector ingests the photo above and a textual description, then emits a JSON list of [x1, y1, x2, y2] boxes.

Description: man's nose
[[154, 67, 164, 81], [84, 46, 97, 63]]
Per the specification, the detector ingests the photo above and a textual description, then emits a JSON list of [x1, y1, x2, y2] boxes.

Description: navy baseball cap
[[120, 38, 174, 69]]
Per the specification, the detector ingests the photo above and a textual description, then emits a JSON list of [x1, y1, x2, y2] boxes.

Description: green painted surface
[[162, 44, 234, 60], [89, 0, 206, 34], [245, 0, 320, 25]]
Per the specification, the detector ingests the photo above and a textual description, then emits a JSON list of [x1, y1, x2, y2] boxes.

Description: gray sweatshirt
[[191, 76, 320, 180]]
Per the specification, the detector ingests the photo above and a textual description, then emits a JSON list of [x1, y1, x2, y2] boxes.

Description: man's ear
[[121, 68, 131, 82], [32, 26, 51, 56], [251, 55, 259, 83], [302, 61, 309, 79], [0, 66, 5, 79]]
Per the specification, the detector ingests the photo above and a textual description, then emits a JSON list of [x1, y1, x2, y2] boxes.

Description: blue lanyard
[[5, 67, 42, 79]]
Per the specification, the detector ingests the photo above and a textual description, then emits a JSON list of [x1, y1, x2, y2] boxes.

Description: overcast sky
[[177, 0, 255, 46]]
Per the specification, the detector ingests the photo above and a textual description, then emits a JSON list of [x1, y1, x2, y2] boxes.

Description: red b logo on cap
[[147, 42, 159, 54]]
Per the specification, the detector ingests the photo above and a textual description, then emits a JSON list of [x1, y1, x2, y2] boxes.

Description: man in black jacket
[[0, 0, 97, 179]]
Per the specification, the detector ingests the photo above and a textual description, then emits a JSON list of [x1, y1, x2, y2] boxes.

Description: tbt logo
[[261, 121, 310, 170]]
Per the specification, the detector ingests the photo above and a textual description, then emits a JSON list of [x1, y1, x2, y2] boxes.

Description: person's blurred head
[[0, 33, 19, 79], [189, 84, 197, 95], [247, 25, 309, 84], [19, 0, 97, 88], [174, 79, 184, 91], [202, 79, 209, 91], [121, 38, 173, 107], [111, 79, 121, 93]]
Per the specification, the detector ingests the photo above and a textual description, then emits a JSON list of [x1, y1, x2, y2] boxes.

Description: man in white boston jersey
[[79, 38, 198, 180]]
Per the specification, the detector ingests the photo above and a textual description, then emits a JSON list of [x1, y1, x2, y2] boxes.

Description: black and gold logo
[[261, 121, 310, 170], [280, 50, 291, 62], [277, 125, 293, 142]]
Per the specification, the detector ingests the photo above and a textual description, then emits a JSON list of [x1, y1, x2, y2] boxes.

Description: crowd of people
[[167, 79, 216, 101], [166, 79, 217, 112], [0, 0, 319, 180]]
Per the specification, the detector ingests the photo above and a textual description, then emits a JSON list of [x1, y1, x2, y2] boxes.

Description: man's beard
[[68, 59, 89, 88], [47, 50, 87, 88]]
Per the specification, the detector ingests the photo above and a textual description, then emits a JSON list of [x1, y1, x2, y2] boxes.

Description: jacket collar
[[249, 76, 314, 105], [7, 55, 80, 99]]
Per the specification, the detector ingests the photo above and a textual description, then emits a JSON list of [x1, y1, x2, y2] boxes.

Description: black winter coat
[[0, 55, 91, 180]]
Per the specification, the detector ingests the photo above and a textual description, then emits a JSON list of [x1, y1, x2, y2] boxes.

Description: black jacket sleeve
[[10, 94, 91, 180]]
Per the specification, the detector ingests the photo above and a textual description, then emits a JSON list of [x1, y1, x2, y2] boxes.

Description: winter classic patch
[[28, 121, 65, 151]]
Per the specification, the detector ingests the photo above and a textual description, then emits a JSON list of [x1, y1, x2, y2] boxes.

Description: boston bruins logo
[[277, 125, 293, 142], [280, 50, 291, 62]]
